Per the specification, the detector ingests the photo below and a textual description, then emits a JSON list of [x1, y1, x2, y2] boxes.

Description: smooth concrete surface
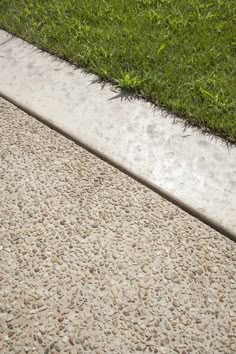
[[0, 29, 236, 238], [1, 97, 236, 354]]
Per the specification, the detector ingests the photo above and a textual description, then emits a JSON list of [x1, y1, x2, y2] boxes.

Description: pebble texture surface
[[0, 97, 236, 354]]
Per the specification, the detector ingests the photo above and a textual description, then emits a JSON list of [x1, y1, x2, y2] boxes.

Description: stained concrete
[[1, 97, 236, 354], [0, 29, 236, 238]]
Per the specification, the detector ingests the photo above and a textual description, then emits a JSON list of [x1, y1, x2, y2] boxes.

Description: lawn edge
[[1, 29, 236, 242], [1, 26, 235, 146]]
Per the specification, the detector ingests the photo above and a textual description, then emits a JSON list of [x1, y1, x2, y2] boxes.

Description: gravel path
[[0, 97, 235, 354]]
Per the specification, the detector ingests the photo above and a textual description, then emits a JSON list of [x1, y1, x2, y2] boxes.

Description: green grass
[[0, 0, 236, 142]]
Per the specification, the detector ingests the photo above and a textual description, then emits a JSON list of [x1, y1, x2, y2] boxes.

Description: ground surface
[[0, 0, 235, 142], [0, 97, 236, 354]]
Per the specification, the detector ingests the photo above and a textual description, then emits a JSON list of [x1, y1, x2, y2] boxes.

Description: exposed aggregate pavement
[[0, 98, 236, 354]]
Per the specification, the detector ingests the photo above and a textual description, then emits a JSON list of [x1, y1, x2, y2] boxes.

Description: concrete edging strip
[[0, 29, 236, 240]]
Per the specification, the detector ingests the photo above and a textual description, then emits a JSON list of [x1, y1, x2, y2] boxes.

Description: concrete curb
[[0, 29, 236, 241]]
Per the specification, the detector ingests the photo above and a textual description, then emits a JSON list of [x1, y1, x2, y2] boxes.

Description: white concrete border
[[0, 30, 236, 240]]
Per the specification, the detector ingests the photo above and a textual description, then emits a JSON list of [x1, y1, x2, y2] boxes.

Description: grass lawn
[[0, 0, 235, 142]]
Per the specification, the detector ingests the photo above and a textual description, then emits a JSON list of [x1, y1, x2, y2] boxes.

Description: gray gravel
[[0, 97, 236, 354]]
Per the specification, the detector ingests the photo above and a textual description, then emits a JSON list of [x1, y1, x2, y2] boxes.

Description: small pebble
[[54, 344, 61, 352], [6, 314, 14, 322]]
